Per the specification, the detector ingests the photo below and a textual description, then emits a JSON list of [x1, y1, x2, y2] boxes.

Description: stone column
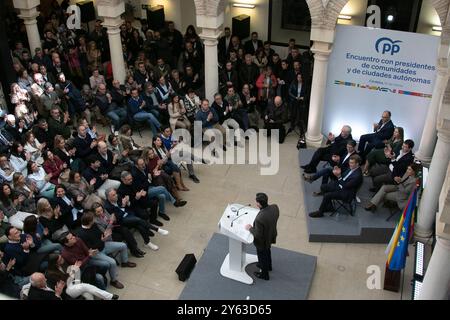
[[306, 41, 332, 148], [200, 30, 220, 100], [418, 237, 450, 299], [415, 95, 450, 240], [419, 160, 450, 299], [97, 1, 127, 84], [415, 58, 449, 165], [196, 13, 224, 100], [13, 0, 42, 54]]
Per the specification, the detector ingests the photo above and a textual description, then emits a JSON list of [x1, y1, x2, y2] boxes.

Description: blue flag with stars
[[386, 188, 417, 271]]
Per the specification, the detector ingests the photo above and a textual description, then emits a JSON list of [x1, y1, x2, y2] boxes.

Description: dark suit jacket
[[244, 40, 263, 56], [117, 183, 148, 209], [337, 167, 363, 200], [249, 204, 279, 250], [104, 199, 137, 224], [239, 63, 260, 89], [131, 165, 151, 191], [56, 196, 83, 230], [327, 134, 353, 156], [374, 119, 395, 141], [82, 167, 103, 191], [73, 135, 95, 159], [96, 150, 115, 175], [27, 286, 61, 300], [336, 150, 356, 172], [390, 151, 414, 178], [288, 81, 306, 103], [219, 69, 239, 94]]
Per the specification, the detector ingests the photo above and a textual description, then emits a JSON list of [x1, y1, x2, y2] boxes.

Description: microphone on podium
[[231, 204, 251, 216], [231, 212, 248, 227]]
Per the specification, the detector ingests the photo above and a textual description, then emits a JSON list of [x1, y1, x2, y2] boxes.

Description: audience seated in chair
[[303, 139, 357, 185], [357, 110, 395, 160], [368, 139, 415, 192], [301, 125, 353, 174], [309, 155, 363, 218], [365, 163, 419, 213], [362, 127, 404, 176]]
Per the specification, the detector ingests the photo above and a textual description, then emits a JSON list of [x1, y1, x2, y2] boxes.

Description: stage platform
[[299, 148, 397, 243], [178, 233, 317, 300]]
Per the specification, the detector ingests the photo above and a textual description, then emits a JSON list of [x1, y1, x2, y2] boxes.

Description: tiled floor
[[106, 127, 414, 300]]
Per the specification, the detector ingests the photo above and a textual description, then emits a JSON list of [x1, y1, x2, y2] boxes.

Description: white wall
[[180, 0, 197, 34], [140, 0, 183, 28], [223, 0, 269, 42], [337, 0, 368, 26], [269, 0, 310, 46]]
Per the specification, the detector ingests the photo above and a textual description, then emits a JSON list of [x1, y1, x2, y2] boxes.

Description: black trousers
[[358, 133, 384, 158], [112, 226, 139, 254], [122, 216, 152, 243], [319, 181, 351, 213], [307, 146, 332, 170], [256, 247, 272, 278], [265, 122, 286, 144], [289, 100, 306, 135]]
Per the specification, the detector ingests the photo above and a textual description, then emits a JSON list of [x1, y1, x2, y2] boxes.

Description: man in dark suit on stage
[[309, 155, 363, 218], [369, 140, 415, 192], [302, 125, 353, 174], [244, 32, 263, 56], [245, 193, 279, 281], [358, 110, 395, 158]]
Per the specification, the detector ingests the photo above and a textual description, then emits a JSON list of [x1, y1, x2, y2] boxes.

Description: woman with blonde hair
[[24, 131, 45, 165], [168, 95, 191, 131], [12, 172, 37, 213], [86, 41, 102, 73], [36, 197, 68, 242]]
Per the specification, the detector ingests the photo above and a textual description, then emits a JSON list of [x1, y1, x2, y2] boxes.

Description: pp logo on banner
[[375, 37, 402, 55]]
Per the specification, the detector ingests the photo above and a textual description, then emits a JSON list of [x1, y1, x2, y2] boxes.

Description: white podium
[[218, 204, 259, 284]]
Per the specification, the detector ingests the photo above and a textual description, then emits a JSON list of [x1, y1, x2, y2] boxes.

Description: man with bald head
[[264, 96, 288, 143], [96, 140, 118, 176], [27, 272, 65, 300], [302, 125, 353, 174], [357, 110, 395, 160]]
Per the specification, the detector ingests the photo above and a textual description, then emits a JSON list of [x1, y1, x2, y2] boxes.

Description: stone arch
[[323, 0, 450, 31], [193, 0, 226, 17]]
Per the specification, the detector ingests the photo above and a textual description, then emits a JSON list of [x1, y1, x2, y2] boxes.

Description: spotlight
[[412, 279, 423, 300], [414, 241, 425, 281], [233, 3, 255, 9], [387, 15, 394, 22]]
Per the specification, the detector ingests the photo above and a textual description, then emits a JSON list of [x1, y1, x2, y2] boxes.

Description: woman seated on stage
[[362, 127, 404, 176]]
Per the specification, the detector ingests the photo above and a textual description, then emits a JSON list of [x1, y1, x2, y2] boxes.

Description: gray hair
[[343, 125, 352, 133], [120, 171, 131, 180], [105, 188, 116, 199]]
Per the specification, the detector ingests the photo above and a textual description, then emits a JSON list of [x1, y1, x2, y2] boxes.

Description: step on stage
[[178, 233, 317, 300]]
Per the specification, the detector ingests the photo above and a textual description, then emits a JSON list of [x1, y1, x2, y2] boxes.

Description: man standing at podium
[[245, 193, 279, 281]]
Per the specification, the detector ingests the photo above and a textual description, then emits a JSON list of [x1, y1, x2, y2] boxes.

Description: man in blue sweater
[[127, 88, 161, 136], [195, 99, 228, 150]]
